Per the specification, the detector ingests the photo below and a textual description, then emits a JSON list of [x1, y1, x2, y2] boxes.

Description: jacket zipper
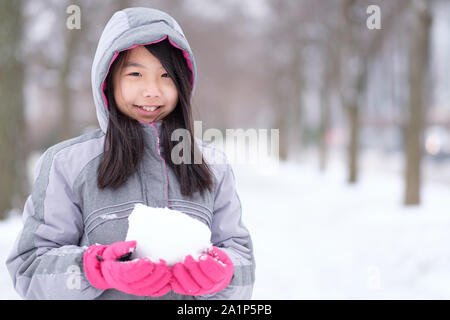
[[137, 165, 149, 206], [151, 122, 169, 208]]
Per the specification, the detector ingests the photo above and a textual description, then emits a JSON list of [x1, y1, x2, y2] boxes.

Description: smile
[[135, 105, 162, 112]]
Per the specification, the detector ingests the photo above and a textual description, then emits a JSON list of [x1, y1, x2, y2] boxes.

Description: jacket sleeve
[[195, 158, 256, 300], [5, 150, 103, 300]]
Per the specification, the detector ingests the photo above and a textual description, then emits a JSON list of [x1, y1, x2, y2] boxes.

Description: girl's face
[[113, 45, 179, 123]]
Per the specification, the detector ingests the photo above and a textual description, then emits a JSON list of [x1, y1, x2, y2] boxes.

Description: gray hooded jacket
[[6, 7, 255, 300]]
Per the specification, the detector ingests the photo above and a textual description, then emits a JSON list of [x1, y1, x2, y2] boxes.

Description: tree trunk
[[291, 39, 305, 157], [273, 90, 290, 161], [347, 103, 359, 183], [319, 85, 330, 172], [404, 0, 432, 206], [318, 35, 336, 172], [0, 0, 27, 219], [341, 0, 366, 184], [59, 0, 82, 140]]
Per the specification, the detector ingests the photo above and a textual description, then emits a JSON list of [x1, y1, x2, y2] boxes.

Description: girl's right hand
[[83, 240, 171, 297]]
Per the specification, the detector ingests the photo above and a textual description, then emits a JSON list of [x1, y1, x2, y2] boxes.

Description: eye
[[161, 73, 170, 78], [128, 72, 141, 77]]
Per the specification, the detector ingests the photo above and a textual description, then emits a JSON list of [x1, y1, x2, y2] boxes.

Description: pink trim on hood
[[101, 35, 194, 112]]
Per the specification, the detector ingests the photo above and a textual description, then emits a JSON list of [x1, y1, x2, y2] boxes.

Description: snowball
[[125, 203, 212, 265]]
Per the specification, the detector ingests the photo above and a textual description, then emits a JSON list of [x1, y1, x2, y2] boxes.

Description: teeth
[[138, 105, 160, 112]]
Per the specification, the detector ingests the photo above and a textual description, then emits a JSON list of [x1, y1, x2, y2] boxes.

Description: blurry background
[[1, 0, 450, 299]]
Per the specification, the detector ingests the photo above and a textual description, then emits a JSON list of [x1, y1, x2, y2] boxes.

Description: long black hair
[[97, 39, 213, 199]]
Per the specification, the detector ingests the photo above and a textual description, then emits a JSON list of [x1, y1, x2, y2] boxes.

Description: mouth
[[134, 105, 162, 112], [134, 104, 163, 115]]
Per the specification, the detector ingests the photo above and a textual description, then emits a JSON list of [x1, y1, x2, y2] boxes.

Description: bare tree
[[58, 0, 83, 140], [339, 0, 371, 183], [318, 28, 338, 171], [0, 0, 28, 219], [338, 0, 409, 184], [265, 0, 312, 161], [404, 0, 433, 205]]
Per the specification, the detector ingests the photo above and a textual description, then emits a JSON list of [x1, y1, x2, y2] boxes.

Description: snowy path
[[1, 157, 450, 299], [235, 159, 450, 299]]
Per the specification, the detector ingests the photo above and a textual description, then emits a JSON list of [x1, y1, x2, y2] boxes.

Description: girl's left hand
[[170, 246, 234, 296]]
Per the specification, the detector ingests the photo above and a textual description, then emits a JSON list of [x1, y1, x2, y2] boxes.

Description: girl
[[6, 7, 255, 300]]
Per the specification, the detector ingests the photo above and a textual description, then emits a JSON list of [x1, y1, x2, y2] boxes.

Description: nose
[[142, 80, 161, 98]]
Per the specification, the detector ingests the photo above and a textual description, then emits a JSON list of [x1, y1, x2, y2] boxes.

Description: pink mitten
[[171, 246, 234, 296], [83, 241, 171, 297]]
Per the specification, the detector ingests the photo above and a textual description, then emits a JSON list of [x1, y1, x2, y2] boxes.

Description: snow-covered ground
[[240, 150, 450, 299], [0, 214, 22, 299], [2, 149, 450, 300]]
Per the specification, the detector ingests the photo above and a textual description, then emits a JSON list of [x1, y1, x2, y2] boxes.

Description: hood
[[91, 7, 197, 133]]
